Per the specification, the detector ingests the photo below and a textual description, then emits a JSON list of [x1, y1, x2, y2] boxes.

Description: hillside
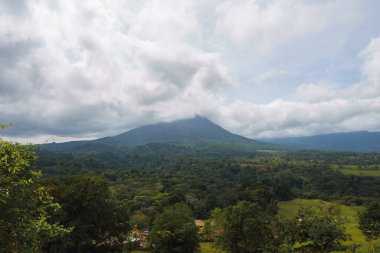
[[96, 116, 254, 145], [43, 116, 275, 151], [262, 131, 380, 152]]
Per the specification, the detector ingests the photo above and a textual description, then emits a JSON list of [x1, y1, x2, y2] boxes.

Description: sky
[[1, 0, 380, 143]]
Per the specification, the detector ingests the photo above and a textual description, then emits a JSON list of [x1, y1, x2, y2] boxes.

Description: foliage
[[359, 201, 380, 240], [0, 123, 12, 130], [18, 140, 380, 252], [43, 174, 129, 253], [278, 198, 371, 248], [208, 201, 287, 253], [294, 205, 348, 251], [36, 147, 380, 204], [0, 139, 70, 253], [356, 241, 380, 253], [150, 203, 199, 253], [199, 242, 226, 253]]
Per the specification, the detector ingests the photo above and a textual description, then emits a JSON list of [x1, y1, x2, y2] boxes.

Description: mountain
[[44, 118, 380, 153], [44, 116, 273, 151], [96, 116, 252, 145], [262, 131, 380, 152]]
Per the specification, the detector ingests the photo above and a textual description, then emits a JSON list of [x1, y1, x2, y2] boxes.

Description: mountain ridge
[[42, 118, 380, 152], [95, 116, 254, 145], [262, 131, 380, 152], [43, 116, 272, 150]]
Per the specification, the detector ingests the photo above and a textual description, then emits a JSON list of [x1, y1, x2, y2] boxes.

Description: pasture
[[278, 198, 380, 252]]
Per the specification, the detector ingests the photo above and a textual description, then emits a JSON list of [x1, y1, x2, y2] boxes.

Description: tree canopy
[[43, 174, 129, 252], [208, 201, 284, 253], [359, 201, 380, 240], [294, 205, 347, 251], [0, 139, 69, 253], [149, 203, 199, 253]]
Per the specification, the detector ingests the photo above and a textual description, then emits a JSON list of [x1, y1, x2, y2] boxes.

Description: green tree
[[359, 201, 380, 240], [0, 124, 11, 130], [150, 203, 199, 253], [44, 174, 129, 253], [295, 205, 347, 251], [0, 139, 69, 253], [131, 210, 151, 230], [209, 201, 284, 253]]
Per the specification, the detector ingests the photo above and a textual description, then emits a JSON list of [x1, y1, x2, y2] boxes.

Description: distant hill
[[95, 116, 255, 145], [44, 116, 275, 151], [262, 131, 380, 152]]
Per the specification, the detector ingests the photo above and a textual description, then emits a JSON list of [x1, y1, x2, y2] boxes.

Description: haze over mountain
[[44, 116, 271, 150], [43, 117, 380, 153], [263, 131, 380, 152]]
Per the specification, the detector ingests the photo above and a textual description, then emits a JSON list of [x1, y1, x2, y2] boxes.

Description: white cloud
[[254, 70, 288, 86], [215, 0, 361, 53], [358, 37, 380, 96], [0, 0, 234, 142], [0, 0, 379, 142], [218, 95, 380, 138], [217, 36, 380, 138], [295, 83, 336, 103]]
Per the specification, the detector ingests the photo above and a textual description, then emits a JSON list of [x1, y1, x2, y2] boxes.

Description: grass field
[[133, 199, 379, 253], [278, 198, 380, 252], [131, 243, 225, 253], [338, 169, 380, 177], [200, 242, 225, 253], [330, 164, 380, 176]]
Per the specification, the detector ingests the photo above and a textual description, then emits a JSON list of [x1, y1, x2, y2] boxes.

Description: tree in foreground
[[295, 205, 347, 251], [0, 139, 70, 252], [207, 201, 286, 253], [359, 201, 380, 240], [44, 174, 130, 253], [149, 203, 199, 253]]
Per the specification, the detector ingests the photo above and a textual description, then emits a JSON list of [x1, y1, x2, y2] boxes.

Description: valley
[[2, 117, 380, 252]]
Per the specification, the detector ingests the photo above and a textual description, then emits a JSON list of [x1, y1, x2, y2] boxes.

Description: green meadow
[[132, 243, 226, 253], [200, 243, 226, 253], [133, 198, 380, 253], [330, 164, 380, 177], [278, 199, 380, 252]]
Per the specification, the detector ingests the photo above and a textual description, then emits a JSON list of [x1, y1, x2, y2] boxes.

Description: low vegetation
[[1, 137, 380, 252]]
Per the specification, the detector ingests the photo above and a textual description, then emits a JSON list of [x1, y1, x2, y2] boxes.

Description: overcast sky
[[1, 0, 380, 143]]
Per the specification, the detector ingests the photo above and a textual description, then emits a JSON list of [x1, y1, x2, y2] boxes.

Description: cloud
[[0, 0, 233, 142], [0, 0, 379, 142], [295, 83, 336, 103], [254, 70, 288, 86], [219, 96, 380, 138], [215, 0, 362, 53], [217, 37, 380, 138], [359, 37, 380, 96], [0, 0, 29, 16]]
